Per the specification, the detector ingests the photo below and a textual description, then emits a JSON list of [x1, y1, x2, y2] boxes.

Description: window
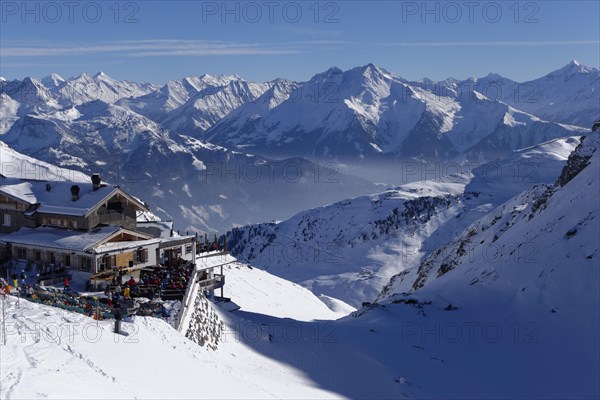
[[104, 255, 116, 268], [34, 251, 41, 261], [68, 220, 78, 229], [136, 248, 149, 263], [81, 258, 92, 272], [16, 248, 26, 259], [185, 244, 193, 254], [65, 255, 71, 266], [2, 214, 11, 227]]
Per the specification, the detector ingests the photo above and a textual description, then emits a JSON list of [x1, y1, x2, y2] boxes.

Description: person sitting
[[123, 286, 131, 299], [128, 277, 136, 286]]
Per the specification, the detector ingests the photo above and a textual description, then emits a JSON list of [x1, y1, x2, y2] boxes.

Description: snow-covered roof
[[195, 252, 237, 270], [0, 181, 37, 204], [0, 225, 121, 252], [158, 235, 195, 249], [137, 220, 173, 238], [0, 178, 148, 217], [95, 238, 162, 254]]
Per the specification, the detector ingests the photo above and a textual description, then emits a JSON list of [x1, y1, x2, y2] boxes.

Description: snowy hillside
[[227, 134, 584, 308], [380, 128, 599, 298], [222, 262, 355, 320], [0, 141, 89, 182], [0, 294, 339, 399], [227, 189, 492, 307], [1, 128, 598, 399]]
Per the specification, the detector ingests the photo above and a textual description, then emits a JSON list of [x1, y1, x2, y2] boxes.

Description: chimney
[[91, 173, 101, 191], [70, 185, 80, 201]]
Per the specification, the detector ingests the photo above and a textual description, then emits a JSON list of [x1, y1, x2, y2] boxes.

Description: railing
[[98, 212, 125, 224], [197, 274, 224, 291], [175, 273, 225, 331]]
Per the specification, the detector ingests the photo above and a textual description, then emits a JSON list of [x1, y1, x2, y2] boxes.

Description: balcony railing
[[98, 211, 125, 224], [197, 274, 225, 291]]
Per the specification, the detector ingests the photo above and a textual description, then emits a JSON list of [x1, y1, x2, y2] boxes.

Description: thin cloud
[[278, 26, 342, 38], [0, 39, 310, 57], [380, 40, 600, 47]]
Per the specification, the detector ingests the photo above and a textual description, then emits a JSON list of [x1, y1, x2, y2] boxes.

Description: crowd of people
[[0, 258, 198, 322]]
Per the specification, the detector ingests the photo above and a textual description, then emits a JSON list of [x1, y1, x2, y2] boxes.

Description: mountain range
[[1, 61, 598, 232]]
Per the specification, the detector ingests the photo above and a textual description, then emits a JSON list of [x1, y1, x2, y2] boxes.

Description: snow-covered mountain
[[0, 140, 89, 182], [473, 60, 600, 127], [227, 134, 583, 307], [1, 122, 597, 399], [43, 72, 158, 106], [0, 77, 62, 113], [380, 123, 599, 298], [0, 63, 596, 233], [0, 104, 376, 233], [159, 78, 272, 135], [2, 62, 595, 163], [204, 63, 591, 161], [116, 74, 270, 135]]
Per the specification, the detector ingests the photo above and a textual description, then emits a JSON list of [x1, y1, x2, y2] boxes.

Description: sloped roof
[[0, 181, 37, 204], [137, 220, 174, 238], [0, 225, 154, 253], [0, 178, 148, 217], [0, 225, 121, 252], [95, 238, 162, 254]]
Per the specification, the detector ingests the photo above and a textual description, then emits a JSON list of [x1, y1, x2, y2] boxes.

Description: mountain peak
[[309, 66, 343, 82], [75, 72, 93, 81], [41, 73, 65, 87], [485, 72, 503, 80], [547, 60, 595, 77]]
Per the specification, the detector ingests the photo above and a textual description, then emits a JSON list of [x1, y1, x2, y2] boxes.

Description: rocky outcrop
[[184, 291, 223, 350]]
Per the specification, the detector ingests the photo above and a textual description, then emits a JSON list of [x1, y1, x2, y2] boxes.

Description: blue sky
[[1, 1, 598, 83]]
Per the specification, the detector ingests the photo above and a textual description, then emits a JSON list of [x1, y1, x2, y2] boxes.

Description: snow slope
[[227, 189, 493, 307], [222, 262, 355, 321], [0, 141, 89, 182], [226, 134, 584, 308], [465, 135, 582, 201], [381, 129, 599, 299], [0, 297, 339, 399]]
